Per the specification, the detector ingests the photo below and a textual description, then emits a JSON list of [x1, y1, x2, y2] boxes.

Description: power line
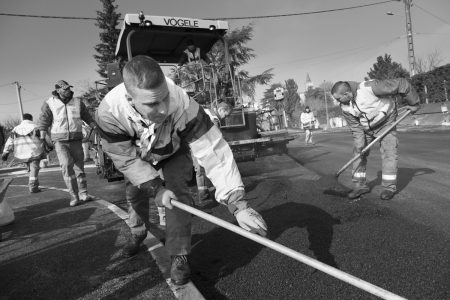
[[414, 4, 450, 26], [208, 0, 397, 20], [0, 1, 397, 21]]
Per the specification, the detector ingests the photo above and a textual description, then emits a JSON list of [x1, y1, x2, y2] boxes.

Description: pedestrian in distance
[[38, 80, 97, 207], [95, 55, 267, 286], [331, 78, 420, 201], [300, 106, 316, 145], [2, 113, 50, 193]]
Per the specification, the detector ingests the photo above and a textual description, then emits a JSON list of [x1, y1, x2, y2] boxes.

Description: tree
[[284, 79, 301, 121], [415, 49, 443, 74], [94, 0, 122, 79], [175, 24, 273, 104], [367, 54, 409, 80]]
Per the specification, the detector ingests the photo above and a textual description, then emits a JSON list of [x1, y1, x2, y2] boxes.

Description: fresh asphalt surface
[[1, 128, 449, 299]]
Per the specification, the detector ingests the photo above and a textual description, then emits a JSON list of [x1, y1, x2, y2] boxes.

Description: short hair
[[23, 113, 33, 121], [331, 81, 351, 95], [186, 39, 194, 46], [122, 55, 165, 96], [305, 106, 310, 110]]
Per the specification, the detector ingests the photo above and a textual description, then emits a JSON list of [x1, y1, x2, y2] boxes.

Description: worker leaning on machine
[[331, 78, 420, 201]]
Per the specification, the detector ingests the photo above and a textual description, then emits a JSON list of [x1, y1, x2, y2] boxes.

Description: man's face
[[128, 85, 170, 124], [332, 87, 353, 104], [305, 108, 310, 113], [187, 45, 196, 51], [58, 87, 73, 100]]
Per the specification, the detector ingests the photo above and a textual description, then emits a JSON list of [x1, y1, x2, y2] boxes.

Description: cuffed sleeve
[[38, 101, 53, 132], [369, 78, 420, 106], [180, 100, 245, 204]]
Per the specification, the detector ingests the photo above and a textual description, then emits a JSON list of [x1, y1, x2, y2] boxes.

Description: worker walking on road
[[300, 106, 316, 145], [2, 114, 49, 193], [96, 55, 267, 285], [38, 80, 97, 207], [331, 78, 420, 200]]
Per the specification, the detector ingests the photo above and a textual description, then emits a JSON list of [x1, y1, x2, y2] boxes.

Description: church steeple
[[305, 73, 314, 90]]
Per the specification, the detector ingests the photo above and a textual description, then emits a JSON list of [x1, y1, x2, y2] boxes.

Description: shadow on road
[[190, 202, 341, 299], [368, 167, 435, 193], [0, 198, 171, 300]]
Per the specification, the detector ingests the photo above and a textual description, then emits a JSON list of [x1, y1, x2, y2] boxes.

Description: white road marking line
[[9, 184, 205, 300]]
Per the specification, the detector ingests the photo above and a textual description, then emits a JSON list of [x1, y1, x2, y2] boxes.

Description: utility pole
[[444, 80, 448, 102], [13, 81, 24, 120], [403, 0, 416, 76], [323, 81, 329, 130]]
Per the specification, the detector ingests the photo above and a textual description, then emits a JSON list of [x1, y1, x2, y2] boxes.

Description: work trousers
[[54, 140, 88, 201], [352, 114, 398, 192], [27, 160, 40, 192], [128, 147, 194, 256], [305, 128, 313, 144], [82, 142, 91, 161]]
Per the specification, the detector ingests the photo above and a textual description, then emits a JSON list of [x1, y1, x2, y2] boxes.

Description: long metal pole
[[171, 200, 406, 300], [14, 82, 24, 120], [335, 110, 411, 177]]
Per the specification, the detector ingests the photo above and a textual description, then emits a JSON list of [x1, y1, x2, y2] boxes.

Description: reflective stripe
[[354, 172, 366, 178], [382, 174, 397, 180], [29, 177, 37, 181], [198, 186, 208, 190]]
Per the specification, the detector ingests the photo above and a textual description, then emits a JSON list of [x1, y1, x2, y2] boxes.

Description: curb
[[9, 183, 205, 300]]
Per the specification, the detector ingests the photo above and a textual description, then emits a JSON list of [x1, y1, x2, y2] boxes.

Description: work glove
[[154, 188, 177, 209], [1, 152, 9, 161], [235, 208, 268, 237], [404, 104, 420, 114]]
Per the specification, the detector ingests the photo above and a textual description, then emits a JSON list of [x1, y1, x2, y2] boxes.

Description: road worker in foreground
[[95, 55, 267, 285], [331, 78, 420, 200]]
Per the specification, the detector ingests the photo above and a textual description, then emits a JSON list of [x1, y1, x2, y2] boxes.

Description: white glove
[[154, 188, 177, 209], [235, 208, 267, 236]]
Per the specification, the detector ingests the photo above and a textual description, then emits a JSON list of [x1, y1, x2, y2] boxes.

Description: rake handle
[[335, 110, 411, 178]]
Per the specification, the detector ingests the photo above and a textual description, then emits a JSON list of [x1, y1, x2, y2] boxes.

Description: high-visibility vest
[[46, 97, 83, 141], [8, 120, 45, 162], [184, 48, 201, 63]]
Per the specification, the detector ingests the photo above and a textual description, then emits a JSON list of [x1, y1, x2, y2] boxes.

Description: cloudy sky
[[1, 0, 449, 122]]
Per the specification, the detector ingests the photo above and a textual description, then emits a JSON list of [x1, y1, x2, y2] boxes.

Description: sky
[[1, 0, 450, 123]]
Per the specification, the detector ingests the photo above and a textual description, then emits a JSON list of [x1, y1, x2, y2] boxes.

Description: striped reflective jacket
[[3, 120, 45, 162], [39, 96, 94, 142], [95, 77, 244, 204], [341, 78, 419, 131]]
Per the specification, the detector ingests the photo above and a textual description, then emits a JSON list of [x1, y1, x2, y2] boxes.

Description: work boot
[[170, 255, 191, 285], [122, 233, 147, 258], [347, 186, 370, 199], [80, 194, 94, 202], [70, 198, 80, 207], [380, 189, 395, 201]]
